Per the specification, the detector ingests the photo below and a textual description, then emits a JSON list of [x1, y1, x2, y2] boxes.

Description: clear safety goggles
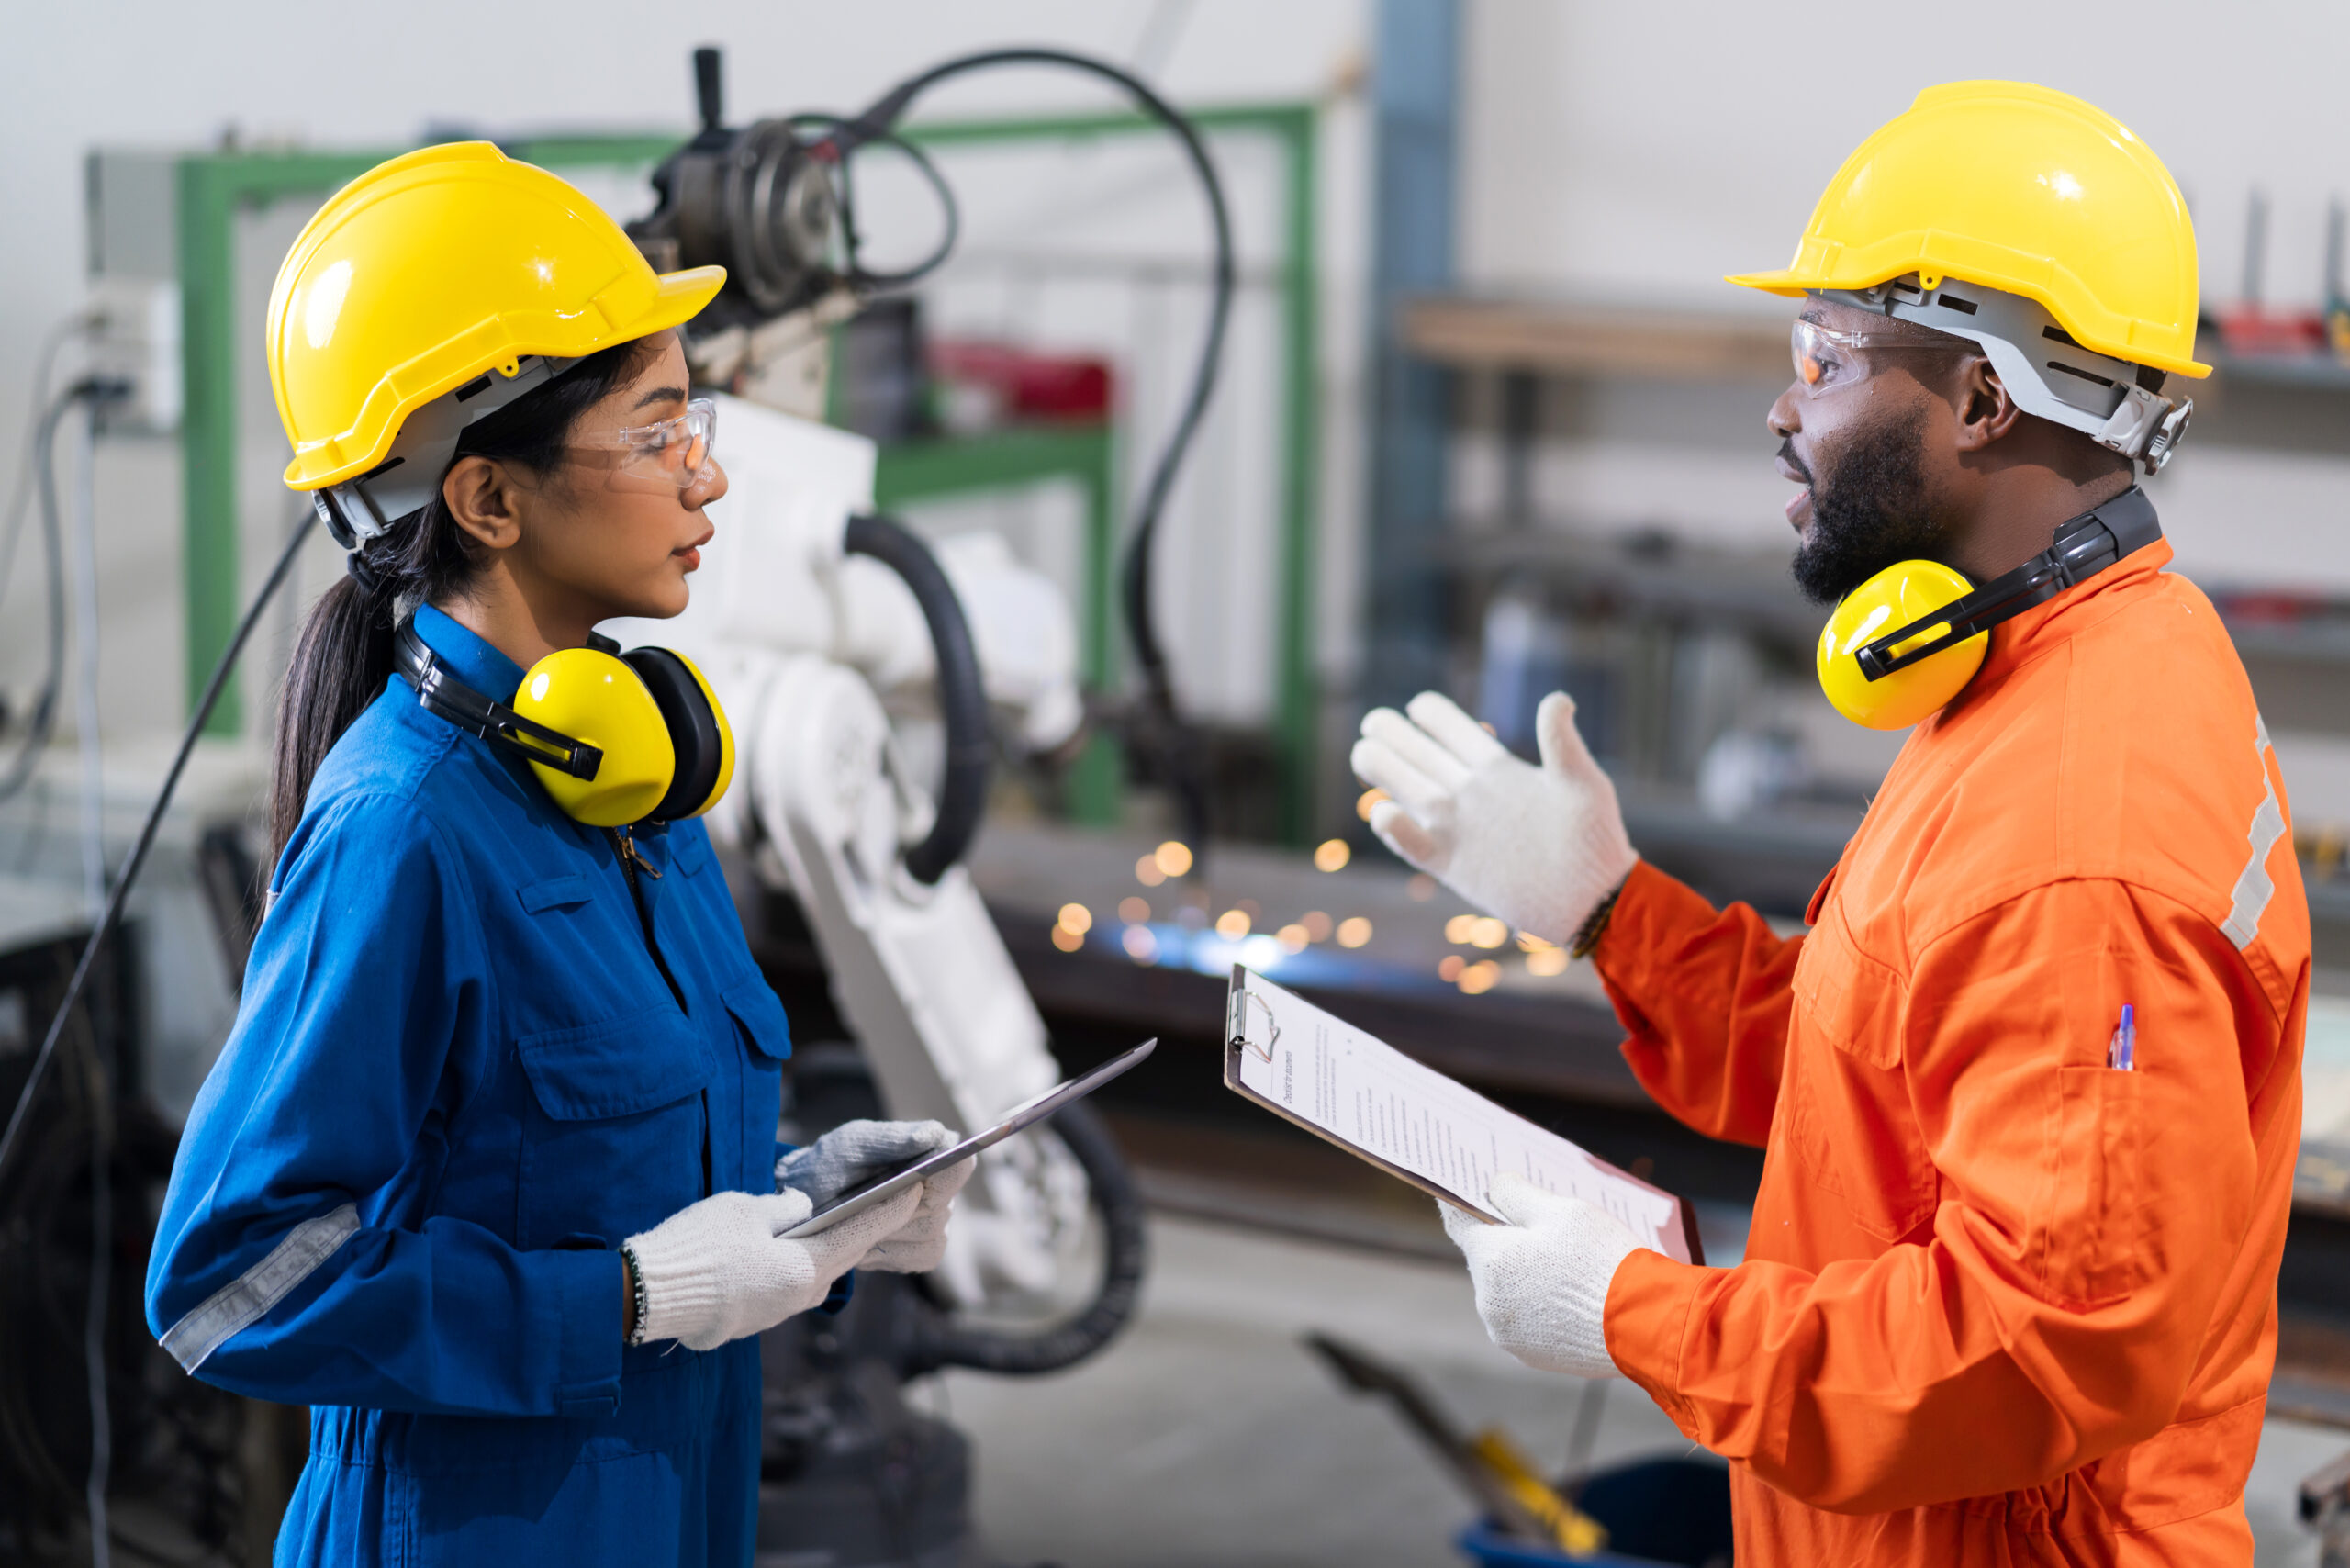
[[571, 397, 720, 495], [1790, 318, 1968, 398]]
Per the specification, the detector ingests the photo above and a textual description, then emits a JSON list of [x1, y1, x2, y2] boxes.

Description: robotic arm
[[614, 395, 1132, 1360], [605, 45, 1237, 1370]]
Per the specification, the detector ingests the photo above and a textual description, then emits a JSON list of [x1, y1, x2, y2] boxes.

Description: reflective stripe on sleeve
[[2221, 718, 2287, 952], [160, 1204, 361, 1372]]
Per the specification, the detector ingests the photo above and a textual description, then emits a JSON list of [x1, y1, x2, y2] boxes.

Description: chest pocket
[[1783, 909, 1939, 1244], [515, 1001, 714, 1249]]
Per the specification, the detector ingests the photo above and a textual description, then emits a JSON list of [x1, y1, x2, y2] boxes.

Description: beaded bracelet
[[620, 1242, 651, 1347], [1568, 874, 1630, 959]]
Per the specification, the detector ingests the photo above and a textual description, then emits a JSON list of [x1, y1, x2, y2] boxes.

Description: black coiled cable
[[832, 47, 1234, 858], [843, 513, 990, 883]]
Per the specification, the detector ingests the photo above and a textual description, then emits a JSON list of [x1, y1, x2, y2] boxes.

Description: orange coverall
[[1592, 538, 2310, 1564]]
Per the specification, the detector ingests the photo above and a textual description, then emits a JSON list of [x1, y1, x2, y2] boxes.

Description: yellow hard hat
[[267, 141, 724, 496], [1729, 81, 2209, 380], [1815, 559, 1988, 731]]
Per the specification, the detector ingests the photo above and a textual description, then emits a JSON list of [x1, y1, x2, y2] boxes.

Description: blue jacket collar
[[412, 604, 528, 703]]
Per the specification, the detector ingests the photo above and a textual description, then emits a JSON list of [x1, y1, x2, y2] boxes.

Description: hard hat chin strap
[[314, 353, 581, 550], [1816, 280, 2191, 476]]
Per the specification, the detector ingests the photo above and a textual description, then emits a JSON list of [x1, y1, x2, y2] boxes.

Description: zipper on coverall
[[607, 825, 711, 1195]]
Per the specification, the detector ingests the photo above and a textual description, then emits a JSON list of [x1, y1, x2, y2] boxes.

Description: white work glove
[[622, 1183, 922, 1351], [1441, 1172, 1645, 1380], [859, 1153, 976, 1274], [775, 1118, 974, 1275], [1351, 691, 1636, 946]]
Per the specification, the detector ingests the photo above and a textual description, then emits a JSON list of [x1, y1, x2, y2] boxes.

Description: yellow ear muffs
[[511, 647, 676, 826], [621, 647, 736, 821], [394, 619, 736, 827], [1817, 559, 1989, 731]]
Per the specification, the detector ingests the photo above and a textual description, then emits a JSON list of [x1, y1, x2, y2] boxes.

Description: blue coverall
[[146, 605, 792, 1566]]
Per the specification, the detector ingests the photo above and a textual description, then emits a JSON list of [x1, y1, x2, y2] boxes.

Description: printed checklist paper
[[1224, 966, 1702, 1264]]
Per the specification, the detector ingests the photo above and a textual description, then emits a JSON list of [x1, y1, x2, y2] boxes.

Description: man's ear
[[1953, 356, 2021, 454], [442, 455, 524, 553]]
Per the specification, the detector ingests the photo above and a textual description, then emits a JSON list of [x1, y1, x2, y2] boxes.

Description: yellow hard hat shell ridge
[[1729, 81, 2208, 379], [1817, 560, 1988, 732], [268, 141, 725, 492]]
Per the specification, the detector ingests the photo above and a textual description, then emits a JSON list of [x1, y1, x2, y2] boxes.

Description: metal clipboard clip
[[1230, 988, 1281, 1064]]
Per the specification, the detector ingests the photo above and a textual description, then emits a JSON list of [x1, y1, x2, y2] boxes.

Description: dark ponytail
[[268, 337, 662, 868]]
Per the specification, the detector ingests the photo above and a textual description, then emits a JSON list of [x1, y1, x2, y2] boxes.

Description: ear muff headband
[[1818, 487, 2162, 730], [395, 622, 606, 779], [393, 621, 733, 826]]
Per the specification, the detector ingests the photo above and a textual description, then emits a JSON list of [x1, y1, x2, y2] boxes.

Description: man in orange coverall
[[1352, 82, 2309, 1564]]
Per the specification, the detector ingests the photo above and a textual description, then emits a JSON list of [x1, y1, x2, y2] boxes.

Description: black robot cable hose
[[815, 47, 1236, 860], [907, 1097, 1148, 1377], [0, 501, 319, 1186], [841, 513, 990, 885]]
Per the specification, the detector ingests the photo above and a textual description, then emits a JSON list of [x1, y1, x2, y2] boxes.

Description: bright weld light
[[1460, 959, 1500, 994], [1302, 910, 1332, 943], [1154, 840, 1193, 878], [1444, 913, 1477, 945], [1051, 924, 1084, 953], [1121, 924, 1158, 964], [1527, 946, 1569, 977], [1277, 923, 1310, 954], [1469, 916, 1509, 950], [1356, 788, 1388, 823], [1058, 902, 1093, 935], [1134, 855, 1167, 888], [1438, 954, 1465, 982], [1337, 916, 1372, 949], [1313, 838, 1351, 872], [1119, 896, 1151, 924], [1214, 908, 1252, 939]]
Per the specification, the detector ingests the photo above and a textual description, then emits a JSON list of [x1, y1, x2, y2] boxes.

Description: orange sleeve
[[1590, 859, 1805, 1148], [1603, 879, 2268, 1514]]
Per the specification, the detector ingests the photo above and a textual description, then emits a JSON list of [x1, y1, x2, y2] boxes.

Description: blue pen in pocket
[[2107, 1004, 2135, 1071]]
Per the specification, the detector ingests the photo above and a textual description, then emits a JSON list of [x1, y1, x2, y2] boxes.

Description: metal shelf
[[2206, 348, 2350, 392], [1398, 296, 1789, 383], [1446, 521, 1822, 648]]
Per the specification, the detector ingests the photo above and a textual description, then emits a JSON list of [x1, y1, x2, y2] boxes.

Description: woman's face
[[505, 331, 728, 624]]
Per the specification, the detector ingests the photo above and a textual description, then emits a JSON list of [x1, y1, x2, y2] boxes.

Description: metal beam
[[1364, 0, 1460, 711]]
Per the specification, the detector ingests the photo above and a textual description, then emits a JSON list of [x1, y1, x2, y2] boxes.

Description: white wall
[[1454, 0, 2350, 594], [0, 0, 1371, 746]]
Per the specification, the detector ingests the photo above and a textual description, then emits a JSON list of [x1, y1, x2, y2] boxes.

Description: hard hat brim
[[1729, 263, 2212, 381], [282, 263, 728, 492]]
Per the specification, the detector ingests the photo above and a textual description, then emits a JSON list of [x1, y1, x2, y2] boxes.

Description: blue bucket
[[1452, 1457, 1732, 1568]]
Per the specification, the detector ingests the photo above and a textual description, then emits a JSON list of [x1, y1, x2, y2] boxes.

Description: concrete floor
[[935, 1215, 2350, 1568]]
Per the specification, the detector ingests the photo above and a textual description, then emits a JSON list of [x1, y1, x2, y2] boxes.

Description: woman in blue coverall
[[144, 144, 972, 1566]]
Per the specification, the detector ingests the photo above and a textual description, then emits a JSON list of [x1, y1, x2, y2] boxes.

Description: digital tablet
[[780, 1037, 1157, 1238]]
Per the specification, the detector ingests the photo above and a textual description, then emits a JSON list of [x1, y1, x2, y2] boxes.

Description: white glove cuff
[[624, 1223, 730, 1347]]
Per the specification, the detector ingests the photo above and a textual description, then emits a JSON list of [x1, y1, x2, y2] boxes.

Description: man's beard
[[1787, 409, 1950, 605]]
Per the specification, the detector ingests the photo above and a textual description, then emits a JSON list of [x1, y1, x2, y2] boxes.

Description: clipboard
[[1223, 967, 1702, 1264]]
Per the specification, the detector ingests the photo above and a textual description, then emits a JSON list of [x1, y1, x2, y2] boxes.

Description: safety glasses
[[1790, 318, 1967, 398], [572, 397, 720, 495]]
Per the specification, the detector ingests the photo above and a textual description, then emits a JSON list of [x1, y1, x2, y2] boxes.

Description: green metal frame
[[173, 103, 1320, 837]]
